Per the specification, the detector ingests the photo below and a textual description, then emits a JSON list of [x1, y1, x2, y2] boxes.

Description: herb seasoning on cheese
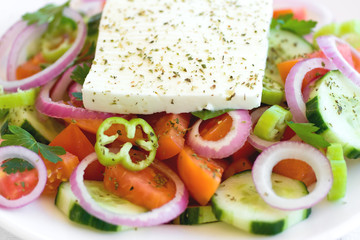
[[82, 0, 273, 114]]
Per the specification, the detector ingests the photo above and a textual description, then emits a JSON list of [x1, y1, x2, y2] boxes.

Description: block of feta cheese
[[82, 0, 273, 114]]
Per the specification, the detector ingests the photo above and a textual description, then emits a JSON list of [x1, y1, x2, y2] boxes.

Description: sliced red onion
[[247, 107, 276, 151], [36, 66, 114, 119], [0, 146, 47, 208], [70, 152, 189, 227], [0, 21, 28, 80], [0, 8, 86, 92], [68, 81, 83, 107], [285, 58, 336, 123], [317, 35, 360, 87], [252, 141, 333, 211], [7, 24, 47, 81], [187, 110, 251, 159]]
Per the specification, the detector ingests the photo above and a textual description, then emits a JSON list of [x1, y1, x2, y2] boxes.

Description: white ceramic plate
[[1, 0, 360, 239]]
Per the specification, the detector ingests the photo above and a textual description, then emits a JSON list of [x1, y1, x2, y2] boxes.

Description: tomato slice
[[154, 113, 191, 160], [49, 123, 104, 181], [103, 151, 176, 210], [177, 146, 223, 205], [0, 167, 38, 200], [16, 53, 48, 80], [42, 151, 79, 194], [273, 158, 316, 187]]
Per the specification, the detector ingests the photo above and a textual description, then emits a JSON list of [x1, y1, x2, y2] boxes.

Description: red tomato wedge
[[49, 123, 103, 181], [223, 157, 253, 180], [16, 53, 48, 80], [273, 8, 306, 20], [199, 113, 233, 141], [154, 113, 191, 160], [42, 151, 79, 194], [273, 158, 316, 187], [103, 151, 176, 210], [177, 146, 223, 206], [0, 167, 38, 200]]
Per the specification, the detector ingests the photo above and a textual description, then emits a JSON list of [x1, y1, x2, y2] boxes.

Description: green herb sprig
[[1, 126, 66, 172], [286, 121, 330, 149], [271, 14, 317, 36]]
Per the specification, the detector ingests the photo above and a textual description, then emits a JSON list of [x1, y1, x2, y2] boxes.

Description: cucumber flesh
[[265, 29, 314, 84], [6, 106, 64, 144], [306, 70, 360, 159], [211, 171, 310, 235], [173, 205, 217, 225], [262, 29, 313, 105], [55, 181, 147, 231]]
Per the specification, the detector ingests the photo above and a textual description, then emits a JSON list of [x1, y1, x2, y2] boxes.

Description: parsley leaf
[[286, 121, 330, 149], [71, 64, 91, 85], [22, 1, 70, 26], [72, 92, 83, 101], [0, 125, 66, 165], [192, 109, 232, 120], [271, 14, 317, 36], [1, 158, 34, 174]]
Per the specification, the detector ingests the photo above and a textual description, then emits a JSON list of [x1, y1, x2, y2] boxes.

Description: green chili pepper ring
[[95, 117, 158, 171]]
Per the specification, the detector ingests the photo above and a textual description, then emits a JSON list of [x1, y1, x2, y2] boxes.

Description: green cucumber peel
[[0, 88, 39, 108]]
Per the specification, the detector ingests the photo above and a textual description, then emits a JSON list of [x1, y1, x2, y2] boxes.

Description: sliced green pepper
[[0, 88, 39, 108], [326, 143, 347, 201], [95, 117, 158, 171], [253, 105, 292, 141]]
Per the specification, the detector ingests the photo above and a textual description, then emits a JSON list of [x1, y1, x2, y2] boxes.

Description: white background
[[0, 0, 359, 239]]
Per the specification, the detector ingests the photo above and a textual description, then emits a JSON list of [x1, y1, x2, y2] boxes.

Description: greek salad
[[0, 0, 359, 239]]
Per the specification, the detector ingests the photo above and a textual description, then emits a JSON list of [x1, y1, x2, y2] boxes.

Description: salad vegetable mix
[[0, 0, 360, 238]]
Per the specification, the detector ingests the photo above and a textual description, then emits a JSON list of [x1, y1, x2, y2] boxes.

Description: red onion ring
[[247, 107, 276, 151], [285, 58, 336, 123], [70, 152, 189, 227], [187, 110, 251, 159], [68, 81, 83, 107], [317, 35, 360, 87], [252, 141, 333, 211], [36, 66, 114, 119], [0, 146, 47, 208], [0, 21, 28, 80], [0, 8, 86, 92]]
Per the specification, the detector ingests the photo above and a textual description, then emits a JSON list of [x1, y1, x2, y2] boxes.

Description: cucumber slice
[[326, 143, 347, 201], [211, 171, 310, 235], [55, 181, 147, 231], [173, 205, 217, 225], [262, 29, 313, 105], [306, 70, 360, 159], [262, 76, 285, 105], [253, 105, 292, 141], [265, 29, 314, 83], [6, 105, 64, 144]]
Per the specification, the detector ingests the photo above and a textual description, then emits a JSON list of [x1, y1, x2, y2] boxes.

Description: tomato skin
[[49, 123, 104, 181], [154, 113, 191, 160], [103, 161, 176, 210], [273, 159, 316, 187], [16, 53, 47, 80], [0, 167, 38, 200], [177, 146, 223, 206], [42, 151, 79, 195]]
